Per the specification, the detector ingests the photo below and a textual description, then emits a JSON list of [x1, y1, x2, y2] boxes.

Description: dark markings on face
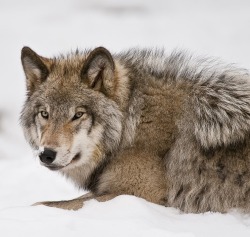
[[87, 111, 95, 135]]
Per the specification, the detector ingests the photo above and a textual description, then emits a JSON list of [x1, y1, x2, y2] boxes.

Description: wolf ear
[[81, 47, 115, 95], [21, 47, 50, 95]]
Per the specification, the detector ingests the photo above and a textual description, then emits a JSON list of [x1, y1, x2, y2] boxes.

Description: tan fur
[[20, 47, 250, 212], [97, 149, 167, 205], [112, 61, 130, 111], [32, 193, 93, 210]]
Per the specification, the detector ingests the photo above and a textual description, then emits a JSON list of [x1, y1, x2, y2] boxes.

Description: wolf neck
[[101, 59, 143, 149]]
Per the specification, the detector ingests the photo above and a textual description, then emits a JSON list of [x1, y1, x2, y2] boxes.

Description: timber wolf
[[20, 46, 250, 213]]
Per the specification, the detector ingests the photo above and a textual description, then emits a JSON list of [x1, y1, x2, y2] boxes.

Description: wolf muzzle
[[39, 148, 57, 165]]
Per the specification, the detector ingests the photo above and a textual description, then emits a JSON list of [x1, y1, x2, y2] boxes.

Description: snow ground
[[0, 0, 250, 236]]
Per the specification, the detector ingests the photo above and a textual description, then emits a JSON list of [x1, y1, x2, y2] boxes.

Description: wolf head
[[20, 47, 125, 172]]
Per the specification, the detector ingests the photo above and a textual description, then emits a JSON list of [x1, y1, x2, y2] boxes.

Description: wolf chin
[[20, 46, 250, 213]]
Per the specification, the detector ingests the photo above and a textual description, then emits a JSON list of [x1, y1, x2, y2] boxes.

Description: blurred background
[[0, 0, 250, 208]]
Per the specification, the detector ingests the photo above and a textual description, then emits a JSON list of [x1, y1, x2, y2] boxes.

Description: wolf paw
[[32, 200, 84, 210]]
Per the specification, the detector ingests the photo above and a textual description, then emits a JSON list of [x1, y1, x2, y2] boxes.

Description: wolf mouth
[[44, 153, 81, 171], [70, 153, 81, 163], [46, 165, 64, 171]]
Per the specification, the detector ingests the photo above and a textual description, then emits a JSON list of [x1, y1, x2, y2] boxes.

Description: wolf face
[[20, 47, 123, 172]]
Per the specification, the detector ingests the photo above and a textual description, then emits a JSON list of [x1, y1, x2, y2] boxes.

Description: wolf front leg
[[32, 192, 118, 210], [32, 192, 94, 210]]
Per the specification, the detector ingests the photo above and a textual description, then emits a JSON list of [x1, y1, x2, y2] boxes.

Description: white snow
[[1, 0, 250, 236]]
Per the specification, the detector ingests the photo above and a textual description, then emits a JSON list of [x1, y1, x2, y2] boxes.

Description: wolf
[[20, 46, 250, 213]]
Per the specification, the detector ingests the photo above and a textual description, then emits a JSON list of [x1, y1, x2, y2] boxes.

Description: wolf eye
[[72, 112, 84, 121], [40, 111, 49, 119]]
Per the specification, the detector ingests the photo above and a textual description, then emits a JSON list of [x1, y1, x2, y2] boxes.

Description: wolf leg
[[32, 193, 119, 210], [32, 192, 94, 210], [95, 193, 118, 202]]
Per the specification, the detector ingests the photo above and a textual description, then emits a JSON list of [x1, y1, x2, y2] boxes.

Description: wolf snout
[[39, 148, 57, 165]]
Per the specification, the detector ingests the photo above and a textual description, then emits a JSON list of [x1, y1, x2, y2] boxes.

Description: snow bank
[[1, 195, 250, 237]]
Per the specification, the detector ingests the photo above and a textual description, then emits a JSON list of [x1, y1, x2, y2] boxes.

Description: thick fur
[[20, 46, 250, 213]]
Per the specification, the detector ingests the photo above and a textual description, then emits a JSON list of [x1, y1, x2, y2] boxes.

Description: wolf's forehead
[[39, 85, 92, 110], [45, 91, 89, 107], [50, 54, 88, 77]]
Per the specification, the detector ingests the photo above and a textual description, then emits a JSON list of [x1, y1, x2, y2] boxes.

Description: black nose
[[39, 148, 57, 165]]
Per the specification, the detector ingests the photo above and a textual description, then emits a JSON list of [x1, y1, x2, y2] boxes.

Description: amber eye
[[40, 111, 49, 119], [72, 112, 84, 121]]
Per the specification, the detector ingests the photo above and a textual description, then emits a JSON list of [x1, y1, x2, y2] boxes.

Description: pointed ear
[[21, 47, 50, 95], [81, 47, 115, 95]]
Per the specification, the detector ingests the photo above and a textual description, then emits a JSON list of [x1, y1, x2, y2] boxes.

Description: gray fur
[[20, 46, 250, 213]]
